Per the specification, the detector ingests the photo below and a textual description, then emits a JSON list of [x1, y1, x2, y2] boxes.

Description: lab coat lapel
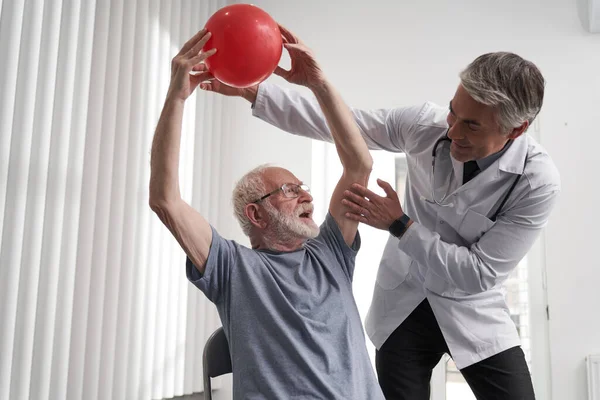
[[432, 140, 458, 202], [448, 134, 529, 198]]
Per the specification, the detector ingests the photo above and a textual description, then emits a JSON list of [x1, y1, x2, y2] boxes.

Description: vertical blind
[[0, 0, 230, 399]]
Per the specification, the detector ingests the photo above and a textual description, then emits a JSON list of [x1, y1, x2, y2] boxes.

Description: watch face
[[389, 220, 406, 237], [389, 215, 409, 237]]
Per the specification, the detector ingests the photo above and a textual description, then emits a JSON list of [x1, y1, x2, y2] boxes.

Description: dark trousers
[[375, 299, 535, 400]]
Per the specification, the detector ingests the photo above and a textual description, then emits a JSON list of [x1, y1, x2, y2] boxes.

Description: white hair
[[231, 164, 272, 236], [459, 52, 545, 131]]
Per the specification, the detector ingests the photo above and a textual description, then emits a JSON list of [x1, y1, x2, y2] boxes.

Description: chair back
[[202, 327, 232, 400]]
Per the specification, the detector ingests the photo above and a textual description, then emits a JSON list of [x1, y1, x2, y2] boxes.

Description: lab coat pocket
[[458, 209, 495, 244], [424, 268, 455, 297]]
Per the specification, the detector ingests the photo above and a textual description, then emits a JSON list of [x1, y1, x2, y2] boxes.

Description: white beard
[[264, 203, 320, 242]]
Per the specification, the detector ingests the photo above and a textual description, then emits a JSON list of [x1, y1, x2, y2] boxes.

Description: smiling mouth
[[452, 141, 470, 149]]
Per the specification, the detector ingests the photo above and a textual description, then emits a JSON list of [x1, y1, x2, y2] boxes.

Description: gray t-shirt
[[187, 213, 384, 400]]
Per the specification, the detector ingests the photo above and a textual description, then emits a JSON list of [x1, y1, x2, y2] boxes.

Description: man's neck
[[252, 236, 306, 252]]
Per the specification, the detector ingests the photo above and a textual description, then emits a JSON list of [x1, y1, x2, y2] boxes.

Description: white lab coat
[[252, 82, 561, 369]]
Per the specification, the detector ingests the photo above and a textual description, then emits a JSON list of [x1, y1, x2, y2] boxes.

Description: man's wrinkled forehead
[[262, 167, 302, 190]]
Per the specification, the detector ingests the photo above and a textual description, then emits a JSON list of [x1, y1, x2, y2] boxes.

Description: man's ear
[[508, 120, 529, 140], [245, 203, 268, 229]]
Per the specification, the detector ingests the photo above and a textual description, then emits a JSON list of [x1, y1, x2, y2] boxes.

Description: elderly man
[[149, 26, 385, 400]]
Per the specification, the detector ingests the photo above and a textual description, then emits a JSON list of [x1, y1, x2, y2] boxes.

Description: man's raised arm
[[149, 29, 215, 274], [275, 26, 373, 246]]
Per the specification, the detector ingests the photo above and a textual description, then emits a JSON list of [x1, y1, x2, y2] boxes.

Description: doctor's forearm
[[241, 85, 258, 104], [252, 83, 397, 150], [253, 82, 336, 143], [405, 187, 559, 294], [398, 223, 512, 294]]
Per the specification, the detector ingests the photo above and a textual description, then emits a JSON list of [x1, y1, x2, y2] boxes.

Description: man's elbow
[[148, 180, 179, 213], [149, 189, 166, 212], [148, 170, 181, 210], [149, 198, 170, 224], [149, 197, 164, 214], [149, 194, 179, 222], [345, 154, 373, 177]]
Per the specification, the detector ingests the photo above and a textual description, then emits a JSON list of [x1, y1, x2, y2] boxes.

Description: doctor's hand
[[274, 24, 326, 90], [342, 179, 404, 231]]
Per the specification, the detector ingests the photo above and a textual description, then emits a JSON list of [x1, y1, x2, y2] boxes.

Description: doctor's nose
[[446, 123, 464, 141], [446, 113, 460, 140]]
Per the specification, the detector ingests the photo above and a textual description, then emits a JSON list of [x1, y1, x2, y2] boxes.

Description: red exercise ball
[[203, 4, 283, 88]]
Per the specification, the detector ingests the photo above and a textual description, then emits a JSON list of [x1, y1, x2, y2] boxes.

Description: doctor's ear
[[507, 121, 529, 139]]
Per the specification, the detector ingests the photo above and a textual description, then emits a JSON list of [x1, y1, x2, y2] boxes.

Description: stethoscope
[[421, 130, 527, 222]]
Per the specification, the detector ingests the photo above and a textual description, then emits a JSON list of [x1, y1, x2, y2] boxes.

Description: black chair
[[202, 327, 232, 400]]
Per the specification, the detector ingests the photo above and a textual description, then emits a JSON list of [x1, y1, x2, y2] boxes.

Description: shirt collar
[[497, 133, 528, 175], [476, 140, 513, 171]]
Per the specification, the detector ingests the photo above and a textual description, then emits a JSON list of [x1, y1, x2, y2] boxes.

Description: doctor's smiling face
[[446, 84, 527, 163], [447, 52, 545, 163]]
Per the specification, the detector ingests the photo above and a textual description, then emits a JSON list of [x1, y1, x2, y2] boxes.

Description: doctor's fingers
[[342, 198, 371, 217], [350, 183, 383, 202], [376, 179, 398, 198], [343, 190, 373, 209], [344, 211, 370, 224], [278, 23, 301, 45], [274, 66, 292, 81]]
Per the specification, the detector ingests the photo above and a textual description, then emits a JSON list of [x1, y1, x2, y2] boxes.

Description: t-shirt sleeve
[[186, 226, 236, 304], [315, 212, 361, 281]]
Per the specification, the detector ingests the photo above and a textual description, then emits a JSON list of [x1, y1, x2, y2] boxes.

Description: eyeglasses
[[252, 183, 310, 203]]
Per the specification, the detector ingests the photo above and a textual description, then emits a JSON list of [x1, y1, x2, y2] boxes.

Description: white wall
[[224, 0, 600, 399]]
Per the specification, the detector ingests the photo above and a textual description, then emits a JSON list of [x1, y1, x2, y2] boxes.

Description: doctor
[[200, 51, 560, 399]]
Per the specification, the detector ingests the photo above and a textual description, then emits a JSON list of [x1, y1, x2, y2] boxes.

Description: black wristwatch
[[388, 214, 412, 238]]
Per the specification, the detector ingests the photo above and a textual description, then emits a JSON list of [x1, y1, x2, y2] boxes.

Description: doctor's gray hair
[[459, 52, 545, 132], [232, 164, 271, 236]]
